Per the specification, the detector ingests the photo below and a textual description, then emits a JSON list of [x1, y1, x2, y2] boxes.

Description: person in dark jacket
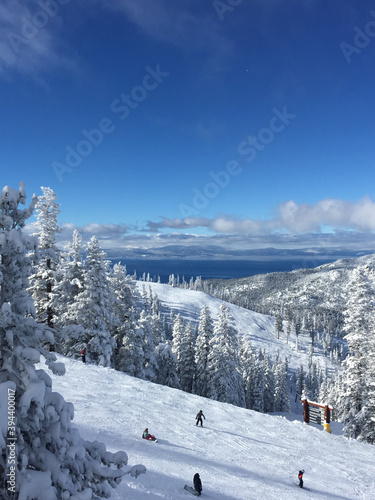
[[195, 410, 205, 427], [193, 473, 202, 496], [298, 469, 304, 488], [80, 347, 86, 363]]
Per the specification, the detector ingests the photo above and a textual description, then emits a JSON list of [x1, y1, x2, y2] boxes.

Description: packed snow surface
[[42, 354, 375, 500]]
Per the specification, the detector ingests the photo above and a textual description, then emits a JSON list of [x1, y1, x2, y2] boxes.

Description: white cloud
[[24, 197, 375, 259], [276, 197, 375, 232], [146, 217, 211, 232], [210, 217, 264, 234], [51, 223, 375, 260], [58, 222, 129, 248], [146, 197, 375, 235], [0, 0, 232, 79], [0, 0, 75, 79]]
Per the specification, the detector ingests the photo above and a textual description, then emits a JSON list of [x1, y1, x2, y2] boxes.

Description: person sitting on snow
[[142, 428, 157, 441]]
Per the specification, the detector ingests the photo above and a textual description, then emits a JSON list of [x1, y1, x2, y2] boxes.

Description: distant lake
[[111, 258, 334, 283]]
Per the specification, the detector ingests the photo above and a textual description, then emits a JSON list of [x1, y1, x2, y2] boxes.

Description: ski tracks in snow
[[41, 355, 375, 500]]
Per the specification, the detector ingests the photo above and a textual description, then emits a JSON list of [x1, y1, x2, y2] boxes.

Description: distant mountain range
[[206, 253, 375, 315], [103, 245, 372, 261]]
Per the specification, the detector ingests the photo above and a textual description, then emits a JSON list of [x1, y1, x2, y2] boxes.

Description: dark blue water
[[112, 258, 334, 283]]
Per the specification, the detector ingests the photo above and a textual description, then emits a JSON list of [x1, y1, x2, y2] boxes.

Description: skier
[[298, 469, 304, 488], [80, 347, 86, 363], [193, 473, 202, 496], [142, 428, 157, 441], [195, 410, 205, 427]]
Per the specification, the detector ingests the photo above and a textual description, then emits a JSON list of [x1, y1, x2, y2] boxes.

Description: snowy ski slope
[[42, 355, 375, 500], [136, 282, 335, 374], [35, 283, 375, 499]]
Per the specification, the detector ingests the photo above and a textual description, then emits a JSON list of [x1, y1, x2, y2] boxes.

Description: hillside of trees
[[2, 183, 375, 498]]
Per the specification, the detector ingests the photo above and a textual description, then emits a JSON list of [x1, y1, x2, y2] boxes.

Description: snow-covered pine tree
[[171, 313, 188, 388], [295, 365, 305, 402], [239, 336, 255, 410], [328, 370, 343, 419], [306, 314, 315, 346], [169, 310, 175, 335], [155, 341, 180, 388], [28, 187, 60, 331], [178, 321, 195, 393], [149, 292, 165, 345], [306, 359, 320, 401], [286, 306, 293, 344], [137, 310, 158, 381], [53, 230, 84, 318], [194, 305, 214, 397], [52, 229, 86, 355], [69, 236, 116, 366], [337, 266, 375, 440], [252, 356, 265, 413], [110, 262, 139, 372], [207, 304, 245, 407], [115, 318, 145, 379], [263, 355, 276, 413], [274, 357, 290, 412], [161, 313, 169, 342], [308, 344, 313, 370], [141, 284, 148, 311], [318, 365, 329, 406], [0, 183, 131, 499], [294, 317, 301, 351], [275, 314, 283, 340], [171, 312, 185, 363], [359, 373, 375, 444], [358, 272, 375, 443]]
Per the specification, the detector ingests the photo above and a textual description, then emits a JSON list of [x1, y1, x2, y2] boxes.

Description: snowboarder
[[298, 469, 304, 488], [195, 410, 205, 427], [80, 347, 86, 363], [142, 428, 157, 441], [193, 473, 202, 496]]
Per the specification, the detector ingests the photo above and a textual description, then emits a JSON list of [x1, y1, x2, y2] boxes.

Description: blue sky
[[2, 0, 375, 258]]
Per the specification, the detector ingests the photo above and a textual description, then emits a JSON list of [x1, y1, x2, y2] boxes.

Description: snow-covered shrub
[[0, 184, 139, 499]]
